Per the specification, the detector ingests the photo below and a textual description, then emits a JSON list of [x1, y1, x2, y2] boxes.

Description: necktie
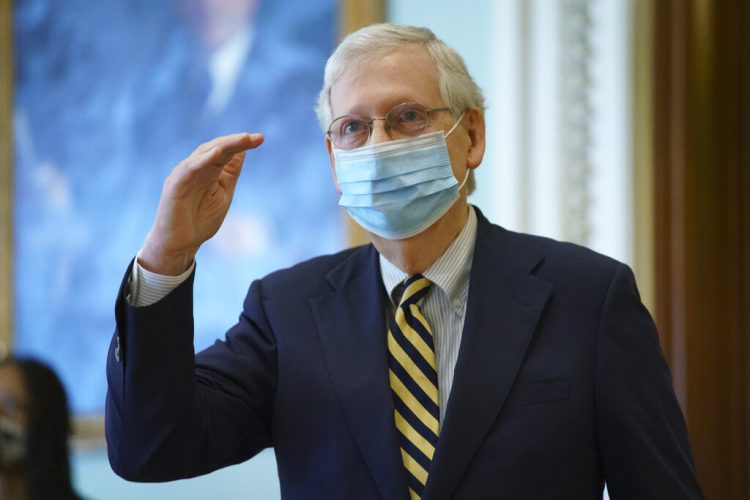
[[387, 274, 439, 500]]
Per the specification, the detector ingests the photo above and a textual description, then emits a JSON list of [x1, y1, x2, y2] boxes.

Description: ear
[[464, 108, 486, 170], [325, 136, 342, 193]]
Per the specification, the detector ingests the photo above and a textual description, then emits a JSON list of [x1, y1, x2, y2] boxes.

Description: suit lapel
[[423, 213, 552, 500], [310, 245, 409, 500]]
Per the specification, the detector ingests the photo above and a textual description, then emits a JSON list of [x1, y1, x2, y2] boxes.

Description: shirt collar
[[380, 206, 478, 307]]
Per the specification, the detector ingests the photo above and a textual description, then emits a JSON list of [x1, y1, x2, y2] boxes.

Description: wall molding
[[558, 0, 594, 246]]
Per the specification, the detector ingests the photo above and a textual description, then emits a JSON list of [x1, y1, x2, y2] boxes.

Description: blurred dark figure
[[0, 357, 81, 500]]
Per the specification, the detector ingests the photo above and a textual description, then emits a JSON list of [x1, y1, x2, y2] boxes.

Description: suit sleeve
[[595, 264, 704, 499], [105, 263, 277, 481]]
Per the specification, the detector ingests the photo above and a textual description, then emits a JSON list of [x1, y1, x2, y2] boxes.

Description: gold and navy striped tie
[[388, 274, 439, 500]]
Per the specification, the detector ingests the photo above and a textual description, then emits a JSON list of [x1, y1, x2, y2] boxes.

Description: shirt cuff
[[127, 253, 196, 307]]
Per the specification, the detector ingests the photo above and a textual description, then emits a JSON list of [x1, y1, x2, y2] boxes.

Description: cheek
[[447, 141, 469, 176], [325, 139, 341, 192], [16, 413, 29, 430], [329, 163, 342, 193]]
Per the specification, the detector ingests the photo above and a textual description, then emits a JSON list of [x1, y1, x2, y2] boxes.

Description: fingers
[[194, 132, 264, 157], [182, 146, 223, 174], [165, 133, 265, 197], [213, 134, 265, 165], [184, 133, 263, 173]]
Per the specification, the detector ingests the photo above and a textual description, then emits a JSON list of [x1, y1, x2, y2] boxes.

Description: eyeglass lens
[[328, 102, 432, 150]]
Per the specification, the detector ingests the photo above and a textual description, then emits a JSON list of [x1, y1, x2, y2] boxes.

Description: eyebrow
[[332, 100, 437, 120]]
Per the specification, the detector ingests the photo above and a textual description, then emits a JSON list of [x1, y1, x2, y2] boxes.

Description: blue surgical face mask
[[333, 116, 468, 240]]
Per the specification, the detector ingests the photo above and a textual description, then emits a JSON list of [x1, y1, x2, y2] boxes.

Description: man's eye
[[401, 110, 419, 122], [342, 120, 365, 135], [392, 106, 427, 133], [394, 107, 426, 126]]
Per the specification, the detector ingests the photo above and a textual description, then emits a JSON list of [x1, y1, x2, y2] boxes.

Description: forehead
[[329, 45, 442, 117]]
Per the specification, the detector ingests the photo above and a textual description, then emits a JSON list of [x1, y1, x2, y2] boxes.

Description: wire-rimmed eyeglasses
[[326, 102, 452, 150]]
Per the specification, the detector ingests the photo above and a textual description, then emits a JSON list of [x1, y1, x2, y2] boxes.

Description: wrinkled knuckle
[[195, 138, 216, 154], [181, 155, 201, 174]]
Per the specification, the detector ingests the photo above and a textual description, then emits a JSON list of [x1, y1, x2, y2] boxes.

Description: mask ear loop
[[445, 111, 466, 138], [457, 168, 470, 192], [445, 111, 470, 192]]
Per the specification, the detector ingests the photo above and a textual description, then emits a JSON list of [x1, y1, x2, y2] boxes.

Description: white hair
[[315, 23, 486, 132]]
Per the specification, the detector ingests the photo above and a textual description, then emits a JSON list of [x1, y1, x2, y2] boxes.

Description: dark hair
[[2, 357, 81, 500]]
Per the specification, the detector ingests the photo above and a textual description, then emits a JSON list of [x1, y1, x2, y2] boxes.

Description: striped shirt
[[380, 207, 478, 420], [128, 255, 196, 307]]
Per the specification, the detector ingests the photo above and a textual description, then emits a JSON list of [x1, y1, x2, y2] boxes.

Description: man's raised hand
[[139, 133, 264, 275]]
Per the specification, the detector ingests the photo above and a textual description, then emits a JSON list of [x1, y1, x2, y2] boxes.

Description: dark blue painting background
[[13, 0, 342, 415]]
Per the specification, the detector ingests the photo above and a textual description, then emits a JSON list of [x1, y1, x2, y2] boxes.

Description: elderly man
[[106, 24, 703, 499]]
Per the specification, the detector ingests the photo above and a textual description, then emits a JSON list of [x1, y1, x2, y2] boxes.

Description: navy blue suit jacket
[[106, 210, 703, 499]]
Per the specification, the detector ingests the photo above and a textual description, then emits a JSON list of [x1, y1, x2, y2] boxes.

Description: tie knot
[[398, 274, 432, 307]]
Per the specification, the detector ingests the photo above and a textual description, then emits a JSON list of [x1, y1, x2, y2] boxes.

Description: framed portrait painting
[[8, 0, 342, 417]]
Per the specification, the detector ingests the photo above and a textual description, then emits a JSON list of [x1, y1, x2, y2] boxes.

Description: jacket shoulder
[[255, 244, 373, 299], [482, 220, 627, 289]]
